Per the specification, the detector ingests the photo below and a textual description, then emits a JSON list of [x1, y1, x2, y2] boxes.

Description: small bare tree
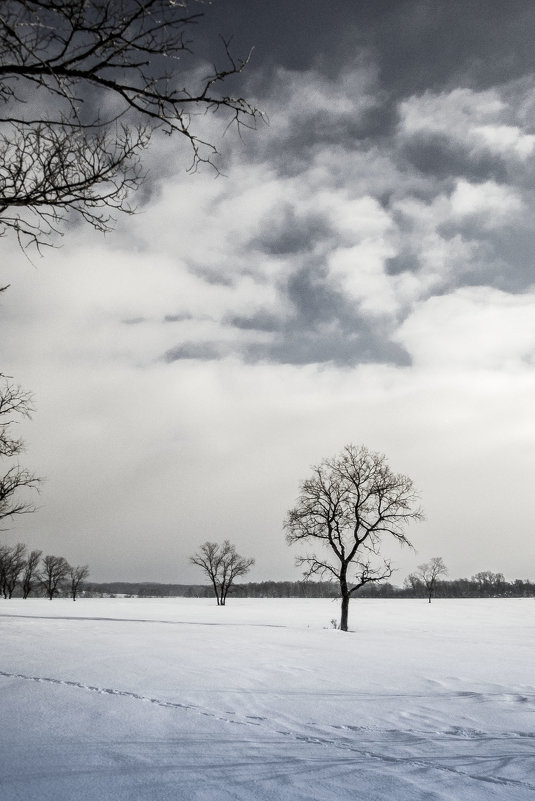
[[68, 564, 89, 601], [285, 444, 423, 631], [0, 0, 261, 250], [412, 557, 448, 603], [21, 547, 42, 598], [190, 540, 255, 605], [39, 554, 71, 600]]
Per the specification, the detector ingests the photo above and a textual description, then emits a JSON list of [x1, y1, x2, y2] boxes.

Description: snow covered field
[[1, 597, 534, 800]]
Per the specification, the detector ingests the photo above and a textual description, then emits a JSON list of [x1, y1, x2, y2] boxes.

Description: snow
[[1, 597, 534, 800]]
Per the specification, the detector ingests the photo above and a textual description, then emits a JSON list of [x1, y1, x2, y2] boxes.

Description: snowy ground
[[0, 597, 534, 800]]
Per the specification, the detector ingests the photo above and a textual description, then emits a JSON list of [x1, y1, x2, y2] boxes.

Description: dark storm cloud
[[245, 326, 410, 368], [256, 101, 398, 174], [168, 0, 535, 368], [202, 1, 535, 104], [164, 342, 221, 361], [435, 223, 535, 294], [399, 134, 509, 183], [240, 313, 410, 368], [286, 264, 335, 326], [122, 317, 145, 325], [226, 310, 280, 332], [485, 228, 535, 292], [251, 204, 332, 256], [163, 313, 193, 323], [226, 262, 410, 367], [187, 264, 235, 286], [283, 266, 410, 366], [385, 252, 418, 277]]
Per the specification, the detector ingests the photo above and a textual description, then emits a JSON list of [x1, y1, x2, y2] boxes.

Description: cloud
[[449, 179, 524, 224], [398, 85, 535, 177], [396, 287, 535, 369]]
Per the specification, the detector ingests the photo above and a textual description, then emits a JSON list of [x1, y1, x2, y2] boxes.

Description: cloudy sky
[[3, 0, 535, 584]]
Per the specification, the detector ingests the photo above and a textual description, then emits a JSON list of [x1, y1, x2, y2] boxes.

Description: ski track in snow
[[1, 669, 534, 793]]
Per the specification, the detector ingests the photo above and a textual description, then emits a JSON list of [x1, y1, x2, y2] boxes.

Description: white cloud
[[472, 123, 535, 158], [396, 287, 535, 369], [399, 87, 505, 136], [263, 62, 383, 134], [399, 86, 535, 161], [450, 179, 524, 224]]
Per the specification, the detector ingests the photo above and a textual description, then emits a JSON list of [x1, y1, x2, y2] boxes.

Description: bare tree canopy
[[68, 563, 89, 601], [21, 547, 42, 598], [0, 541, 26, 598], [285, 444, 423, 631], [190, 539, 255, 605], [0, 0, 260, 249], [408, 556, 448, 603], [39, 553, 71, 599], [0, 375, 39, 524]]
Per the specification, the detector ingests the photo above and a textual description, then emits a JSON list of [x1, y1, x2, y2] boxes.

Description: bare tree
[[68, 564, 89, 601], [0, 376, 39, 524], [21, 547, 42, 598], [39, 554, 70, 600], [0, 0, 261, 250], [285, 444, 423, 631], [190, 540, 255, 605], [0, 541, 26, 597], [412, 557, 448, 603], [2, 542, 26, 598]]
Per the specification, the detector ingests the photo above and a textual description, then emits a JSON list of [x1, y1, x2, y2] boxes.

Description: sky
[[2, 0, 535, 584]]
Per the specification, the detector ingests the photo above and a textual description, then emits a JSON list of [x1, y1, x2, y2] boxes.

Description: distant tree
[[68, 564, 89, 601], [0, 541, 27, 598], [285, 444, 423, 631], [190, 540, 255, 605], [0, 544, 10, 597], [403, 572, 424, 595], [39, 554, 70, 600], [471, 571, 506, 597], [411, 557, 448, 603], [21, 548, 42, 598]]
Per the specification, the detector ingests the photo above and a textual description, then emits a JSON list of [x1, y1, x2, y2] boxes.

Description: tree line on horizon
[[0, 542, 89, 601], [84, 571, 535, 600]]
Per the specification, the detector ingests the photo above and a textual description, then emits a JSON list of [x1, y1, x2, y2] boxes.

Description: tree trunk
[[340, 593, 350, 631], [210, 578, 220, 605], [338, 567, 351, 631]]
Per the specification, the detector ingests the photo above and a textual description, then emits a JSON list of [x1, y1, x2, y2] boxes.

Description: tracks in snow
[[2, 669, 535, 793]]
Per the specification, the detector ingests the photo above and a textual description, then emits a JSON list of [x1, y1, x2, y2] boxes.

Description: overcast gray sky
[[3, 0, 535, 583]]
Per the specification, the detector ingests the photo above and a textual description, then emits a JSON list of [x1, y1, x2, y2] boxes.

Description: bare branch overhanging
[[0, 0, 262, 249]]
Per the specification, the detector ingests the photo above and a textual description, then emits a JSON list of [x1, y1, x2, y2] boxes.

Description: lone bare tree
[[39, 554, 71, 600], [68, 564, 89, 601], [411, 557, 448, 603], [0, 0, 260, 250], [285, 444, 423, 631], [190, 540, 255, 605]]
